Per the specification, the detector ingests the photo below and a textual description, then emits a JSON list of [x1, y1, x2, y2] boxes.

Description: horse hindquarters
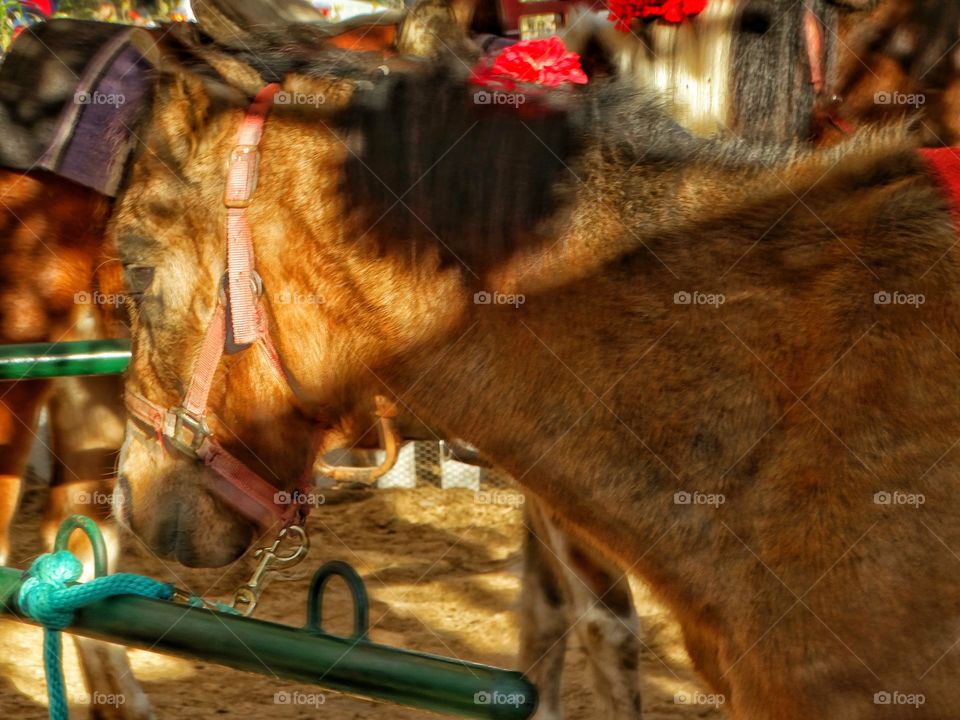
[[521, 501, 642, 719]]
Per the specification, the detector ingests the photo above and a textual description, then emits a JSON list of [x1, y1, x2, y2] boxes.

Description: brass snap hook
[[232, 524, 310, 617]]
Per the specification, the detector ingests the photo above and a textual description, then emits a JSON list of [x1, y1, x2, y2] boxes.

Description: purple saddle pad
[[0, 19, 159, 196]]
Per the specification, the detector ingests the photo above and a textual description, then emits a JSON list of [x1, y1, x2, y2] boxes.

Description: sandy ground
[[0, 469, 726, 719]]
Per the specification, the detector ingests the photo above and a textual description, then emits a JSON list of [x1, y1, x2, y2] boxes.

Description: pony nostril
[[148, 491, 253, 567], [153, 501, 203, 565]]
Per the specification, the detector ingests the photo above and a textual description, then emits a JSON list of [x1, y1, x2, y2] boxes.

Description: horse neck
[[323, 138, 939, 569]]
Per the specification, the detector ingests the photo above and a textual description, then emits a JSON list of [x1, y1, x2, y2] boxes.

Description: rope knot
[[18, 551, 85, 630]]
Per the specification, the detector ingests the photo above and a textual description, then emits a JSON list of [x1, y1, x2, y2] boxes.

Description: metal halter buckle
[[167, 406, 212, 459], [223, 145, 261, 208], [218, 270, 264, 306]]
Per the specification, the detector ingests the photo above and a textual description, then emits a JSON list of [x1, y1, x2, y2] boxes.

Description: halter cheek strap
[[125, 83, 310, 530]]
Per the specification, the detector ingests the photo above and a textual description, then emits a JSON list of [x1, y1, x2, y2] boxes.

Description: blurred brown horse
[[0, 169, 146, 717]]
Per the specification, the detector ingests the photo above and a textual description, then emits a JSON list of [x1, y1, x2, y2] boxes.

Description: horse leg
[[44, 375, 153, 720], [519, 502, 570, 720], [565, 544, 642, 718], [529, 501, 643, 719], [0, 380, 50, 564]]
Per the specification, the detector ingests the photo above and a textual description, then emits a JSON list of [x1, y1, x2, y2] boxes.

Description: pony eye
[[124, 265, 155, 296]]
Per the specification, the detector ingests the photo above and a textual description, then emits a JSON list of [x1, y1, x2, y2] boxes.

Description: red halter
[[125, 83, 313, 530]]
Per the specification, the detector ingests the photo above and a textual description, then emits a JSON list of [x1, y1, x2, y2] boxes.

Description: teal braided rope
[[17, 551, 174, 720]]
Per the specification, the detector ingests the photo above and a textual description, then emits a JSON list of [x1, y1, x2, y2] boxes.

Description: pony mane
[[156, 37, 926, 277], [333, 73, 700, 271]]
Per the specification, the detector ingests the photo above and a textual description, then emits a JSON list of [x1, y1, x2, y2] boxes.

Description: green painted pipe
[[0, 340, 130, 380], [0, 567, 536, 719]]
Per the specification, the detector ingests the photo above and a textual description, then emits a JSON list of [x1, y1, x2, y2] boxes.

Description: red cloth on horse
[[920, 147, 960, 233]]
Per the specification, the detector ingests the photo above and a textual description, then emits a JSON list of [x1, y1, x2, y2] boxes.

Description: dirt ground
[[0, 470, 726, 719]]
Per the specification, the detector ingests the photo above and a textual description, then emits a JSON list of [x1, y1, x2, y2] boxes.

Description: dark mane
[[332, 72, 699, 272], [171, 36, 881, 276]]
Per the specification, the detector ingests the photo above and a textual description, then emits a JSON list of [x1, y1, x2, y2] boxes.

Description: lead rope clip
[[232, 524, 309, 616]]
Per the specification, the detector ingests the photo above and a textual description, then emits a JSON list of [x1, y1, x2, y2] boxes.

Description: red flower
[[471, 36, 588, 90], [607, 0, 708, 32], [21, 0, 54, 16]]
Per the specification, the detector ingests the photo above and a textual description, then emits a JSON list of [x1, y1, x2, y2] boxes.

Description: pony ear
[[396, 0, 476, 58], [193, 0, 325, 48]]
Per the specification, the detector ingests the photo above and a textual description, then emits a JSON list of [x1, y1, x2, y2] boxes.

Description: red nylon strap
[[125, 390, 165, 441], [197, 439, 303, 527], [125, 389, 303, 528], [182, 304, 227, 417], [920, 147, 960, 234], [225, 83, 281, 346]]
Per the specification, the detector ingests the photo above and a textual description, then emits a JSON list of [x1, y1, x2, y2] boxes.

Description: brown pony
[[113, 39, 960, 720]]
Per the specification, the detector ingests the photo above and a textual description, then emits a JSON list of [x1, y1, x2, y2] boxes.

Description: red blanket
[[920, 147, 960, 232]]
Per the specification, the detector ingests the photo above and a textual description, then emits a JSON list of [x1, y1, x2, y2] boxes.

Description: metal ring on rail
[[53, 514, 108, 578], [305, 560, 369, 641]]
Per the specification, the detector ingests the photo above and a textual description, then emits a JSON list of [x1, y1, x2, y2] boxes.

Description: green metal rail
[[0, 563, 536, 719], [0, 346, 539, 718], [0, 339, 131, 379]]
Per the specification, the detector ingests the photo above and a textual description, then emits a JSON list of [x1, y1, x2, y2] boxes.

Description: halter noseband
[[125, 83, 399, 531]]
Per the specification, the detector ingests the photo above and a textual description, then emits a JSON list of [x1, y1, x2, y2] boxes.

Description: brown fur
[[114, 53, 960, 718]]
